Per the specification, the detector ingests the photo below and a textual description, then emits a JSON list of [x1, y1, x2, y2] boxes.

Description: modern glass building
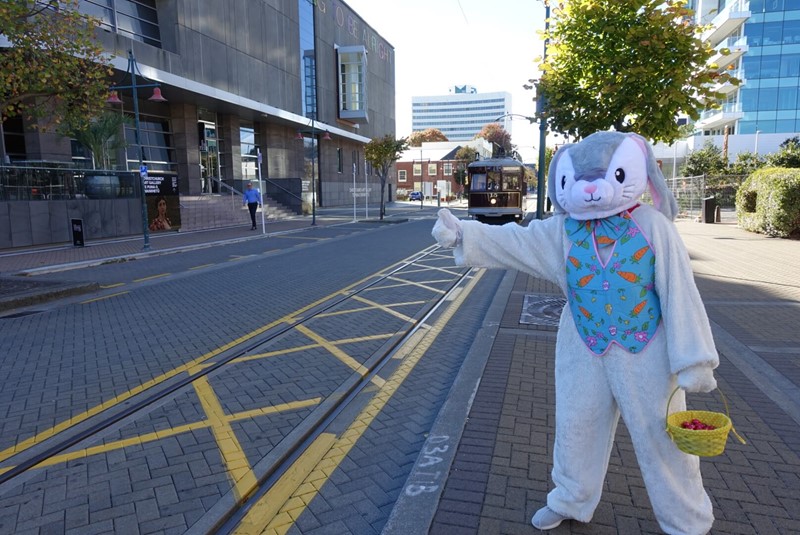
[[689, 0, 800, 155], [411, 86, 511, 141]]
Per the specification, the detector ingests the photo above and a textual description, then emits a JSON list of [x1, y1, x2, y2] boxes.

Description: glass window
[[79, 0, 161, 48], [759, 87, 779, 109], [240, 126, 258, 180], [785, 20, 800, 44], [781, 54, 800, 76], [398, 170, 407, 182], [761, 55, 781, 77], [758, 119, 777, 133], [503, 172, 520, 190], [427, 163, 437, 176], [471, 173, 486, 191], [337, 46, 368, 121], [738, 121, 758, 134], [766, 0, 785, 11], [740, 87, 759, 111], [443, 163, 453, 175], [778, 86, 798, 109], [413, 163, 422, 176], [763, 22, 783, 45], [746, 22, 764, 47]]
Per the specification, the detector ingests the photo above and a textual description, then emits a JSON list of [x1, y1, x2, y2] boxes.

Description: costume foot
[[531, 506, 569, 530]]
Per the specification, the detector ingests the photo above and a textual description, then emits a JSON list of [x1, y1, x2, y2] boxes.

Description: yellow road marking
[[81, 291, 129, 304], [133, 273, 171, 282], [294, 325, 384, 388], [0, 398, 321, 477], [349, 295, 417, 322], [190, 263, 215, 270], [236, 269, 484, 534], [0, 253, 440, 467], [235, 333, 394, 363], [234, 433, 337, 534], [194, 377, 257, 500], [384, 276, 447, 293], [99, 282, 125, 289]]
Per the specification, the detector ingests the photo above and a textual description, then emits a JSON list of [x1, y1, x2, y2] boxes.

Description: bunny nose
[[584, 183, 598, 194]]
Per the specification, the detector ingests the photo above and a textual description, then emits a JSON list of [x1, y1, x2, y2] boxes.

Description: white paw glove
[[677, 365, 717, 393], [432, 208, 463, 248]]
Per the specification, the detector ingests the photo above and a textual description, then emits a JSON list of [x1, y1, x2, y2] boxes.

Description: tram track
[[212, 263, 478, 534], [0, 244, 473, 529]]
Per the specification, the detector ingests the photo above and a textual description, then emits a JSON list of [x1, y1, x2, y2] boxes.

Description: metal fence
[[0, 165, 139, 201], [656, 174, 745, 220]]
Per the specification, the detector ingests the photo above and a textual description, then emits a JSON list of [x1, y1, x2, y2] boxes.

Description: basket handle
[[666, 386, 747, 445]]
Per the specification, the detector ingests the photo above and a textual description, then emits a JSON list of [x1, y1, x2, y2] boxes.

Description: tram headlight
[[490, 198, 497, 205]]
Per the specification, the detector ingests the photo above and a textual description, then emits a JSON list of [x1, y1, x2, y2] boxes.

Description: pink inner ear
[[628, 134, 661, 210], [648, 180, 662, 210]]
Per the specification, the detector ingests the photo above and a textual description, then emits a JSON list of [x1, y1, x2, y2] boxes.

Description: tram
[[466, 155, 531, 224]]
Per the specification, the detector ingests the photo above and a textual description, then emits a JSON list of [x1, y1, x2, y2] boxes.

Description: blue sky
[[343, 0, 547, 161]]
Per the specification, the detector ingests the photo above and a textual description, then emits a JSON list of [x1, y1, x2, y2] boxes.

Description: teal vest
[[564, 211, 661, 355]]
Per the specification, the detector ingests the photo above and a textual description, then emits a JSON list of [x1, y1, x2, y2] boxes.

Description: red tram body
[[466, 156, 529, 224]]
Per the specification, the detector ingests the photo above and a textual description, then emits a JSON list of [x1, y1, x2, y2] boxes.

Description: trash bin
[[71, 218, 85, 247], [702, 196, 716, 224]]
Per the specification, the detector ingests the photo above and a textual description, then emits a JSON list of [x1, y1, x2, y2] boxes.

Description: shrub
[[735, 167, 800, 238]]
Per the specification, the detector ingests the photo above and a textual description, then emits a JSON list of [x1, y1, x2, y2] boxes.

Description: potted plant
[[71, 110, 130, 198]]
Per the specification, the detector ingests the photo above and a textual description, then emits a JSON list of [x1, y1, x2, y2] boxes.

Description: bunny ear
[[547, 143, 573, 214], [628, 134, 678, 220]]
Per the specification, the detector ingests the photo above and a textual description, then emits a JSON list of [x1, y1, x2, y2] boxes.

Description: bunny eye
[[561, 175, 567, 189], [614, 168, 625, 183]]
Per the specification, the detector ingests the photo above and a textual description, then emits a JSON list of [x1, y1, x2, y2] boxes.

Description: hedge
[[735, 167, 800, 238]]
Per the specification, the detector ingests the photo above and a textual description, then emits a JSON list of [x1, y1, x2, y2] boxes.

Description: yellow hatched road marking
[[384, 276, 447, 293], [0, 253, 437, 466], [235, 333, 394, 363], [81, 291, 129, 304], [194, 377, 257, 500], [0, 398, 321, 477], [133, 273, 170, 282], [190, 263, 215, 270], [294, 325, 384, 388], [349, 295, 416, 322], [234, 269, 484, 534], [99, 282, 125, 289]]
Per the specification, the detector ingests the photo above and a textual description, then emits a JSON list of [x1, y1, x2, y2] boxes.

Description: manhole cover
[[520, 294, 565, 327]]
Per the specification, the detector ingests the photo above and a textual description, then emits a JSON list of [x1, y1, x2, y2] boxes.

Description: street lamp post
[[536, 1, 551, 221], [296, 115, 331, 226], [107, 49, 167, 251]]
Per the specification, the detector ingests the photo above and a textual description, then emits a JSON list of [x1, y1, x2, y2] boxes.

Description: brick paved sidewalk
[[389, 220, 800, 534]]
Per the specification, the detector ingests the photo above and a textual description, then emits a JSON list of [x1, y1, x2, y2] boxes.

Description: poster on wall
[[144, 171, 181, 232]]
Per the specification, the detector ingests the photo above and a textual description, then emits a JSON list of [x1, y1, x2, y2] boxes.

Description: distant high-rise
[[411, 86, 511, 141]]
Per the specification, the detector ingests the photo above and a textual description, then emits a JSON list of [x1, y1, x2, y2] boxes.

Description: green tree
[[680, 141, 728, 177], [766, 137, 800, 168], [453, 145, 478, 195], [70, 111, 130, 169], [475, 123, 513, 155], [536, 0, 737, 143], [729, 151, 765, 176], [407, 128, 448, 147], [365, 135, 409, 219], [0, 0, 112, 161]]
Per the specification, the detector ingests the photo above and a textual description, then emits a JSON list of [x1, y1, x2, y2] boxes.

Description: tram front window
[[471, 173, 487, 191]]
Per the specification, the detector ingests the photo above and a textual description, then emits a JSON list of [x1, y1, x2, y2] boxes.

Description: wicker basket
[[665, 387, 746, 457]]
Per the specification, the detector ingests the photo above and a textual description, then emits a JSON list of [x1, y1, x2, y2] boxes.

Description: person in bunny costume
[[433, 131, 719, 534]]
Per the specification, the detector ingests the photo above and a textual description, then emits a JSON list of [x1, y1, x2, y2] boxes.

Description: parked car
[[409, 191, 423, 201]]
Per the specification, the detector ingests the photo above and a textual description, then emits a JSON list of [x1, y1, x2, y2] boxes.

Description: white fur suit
[[433, 132, 720, 535]]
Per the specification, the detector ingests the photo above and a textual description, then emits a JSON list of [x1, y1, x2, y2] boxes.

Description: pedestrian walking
[[242, 182, 262, 230]]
